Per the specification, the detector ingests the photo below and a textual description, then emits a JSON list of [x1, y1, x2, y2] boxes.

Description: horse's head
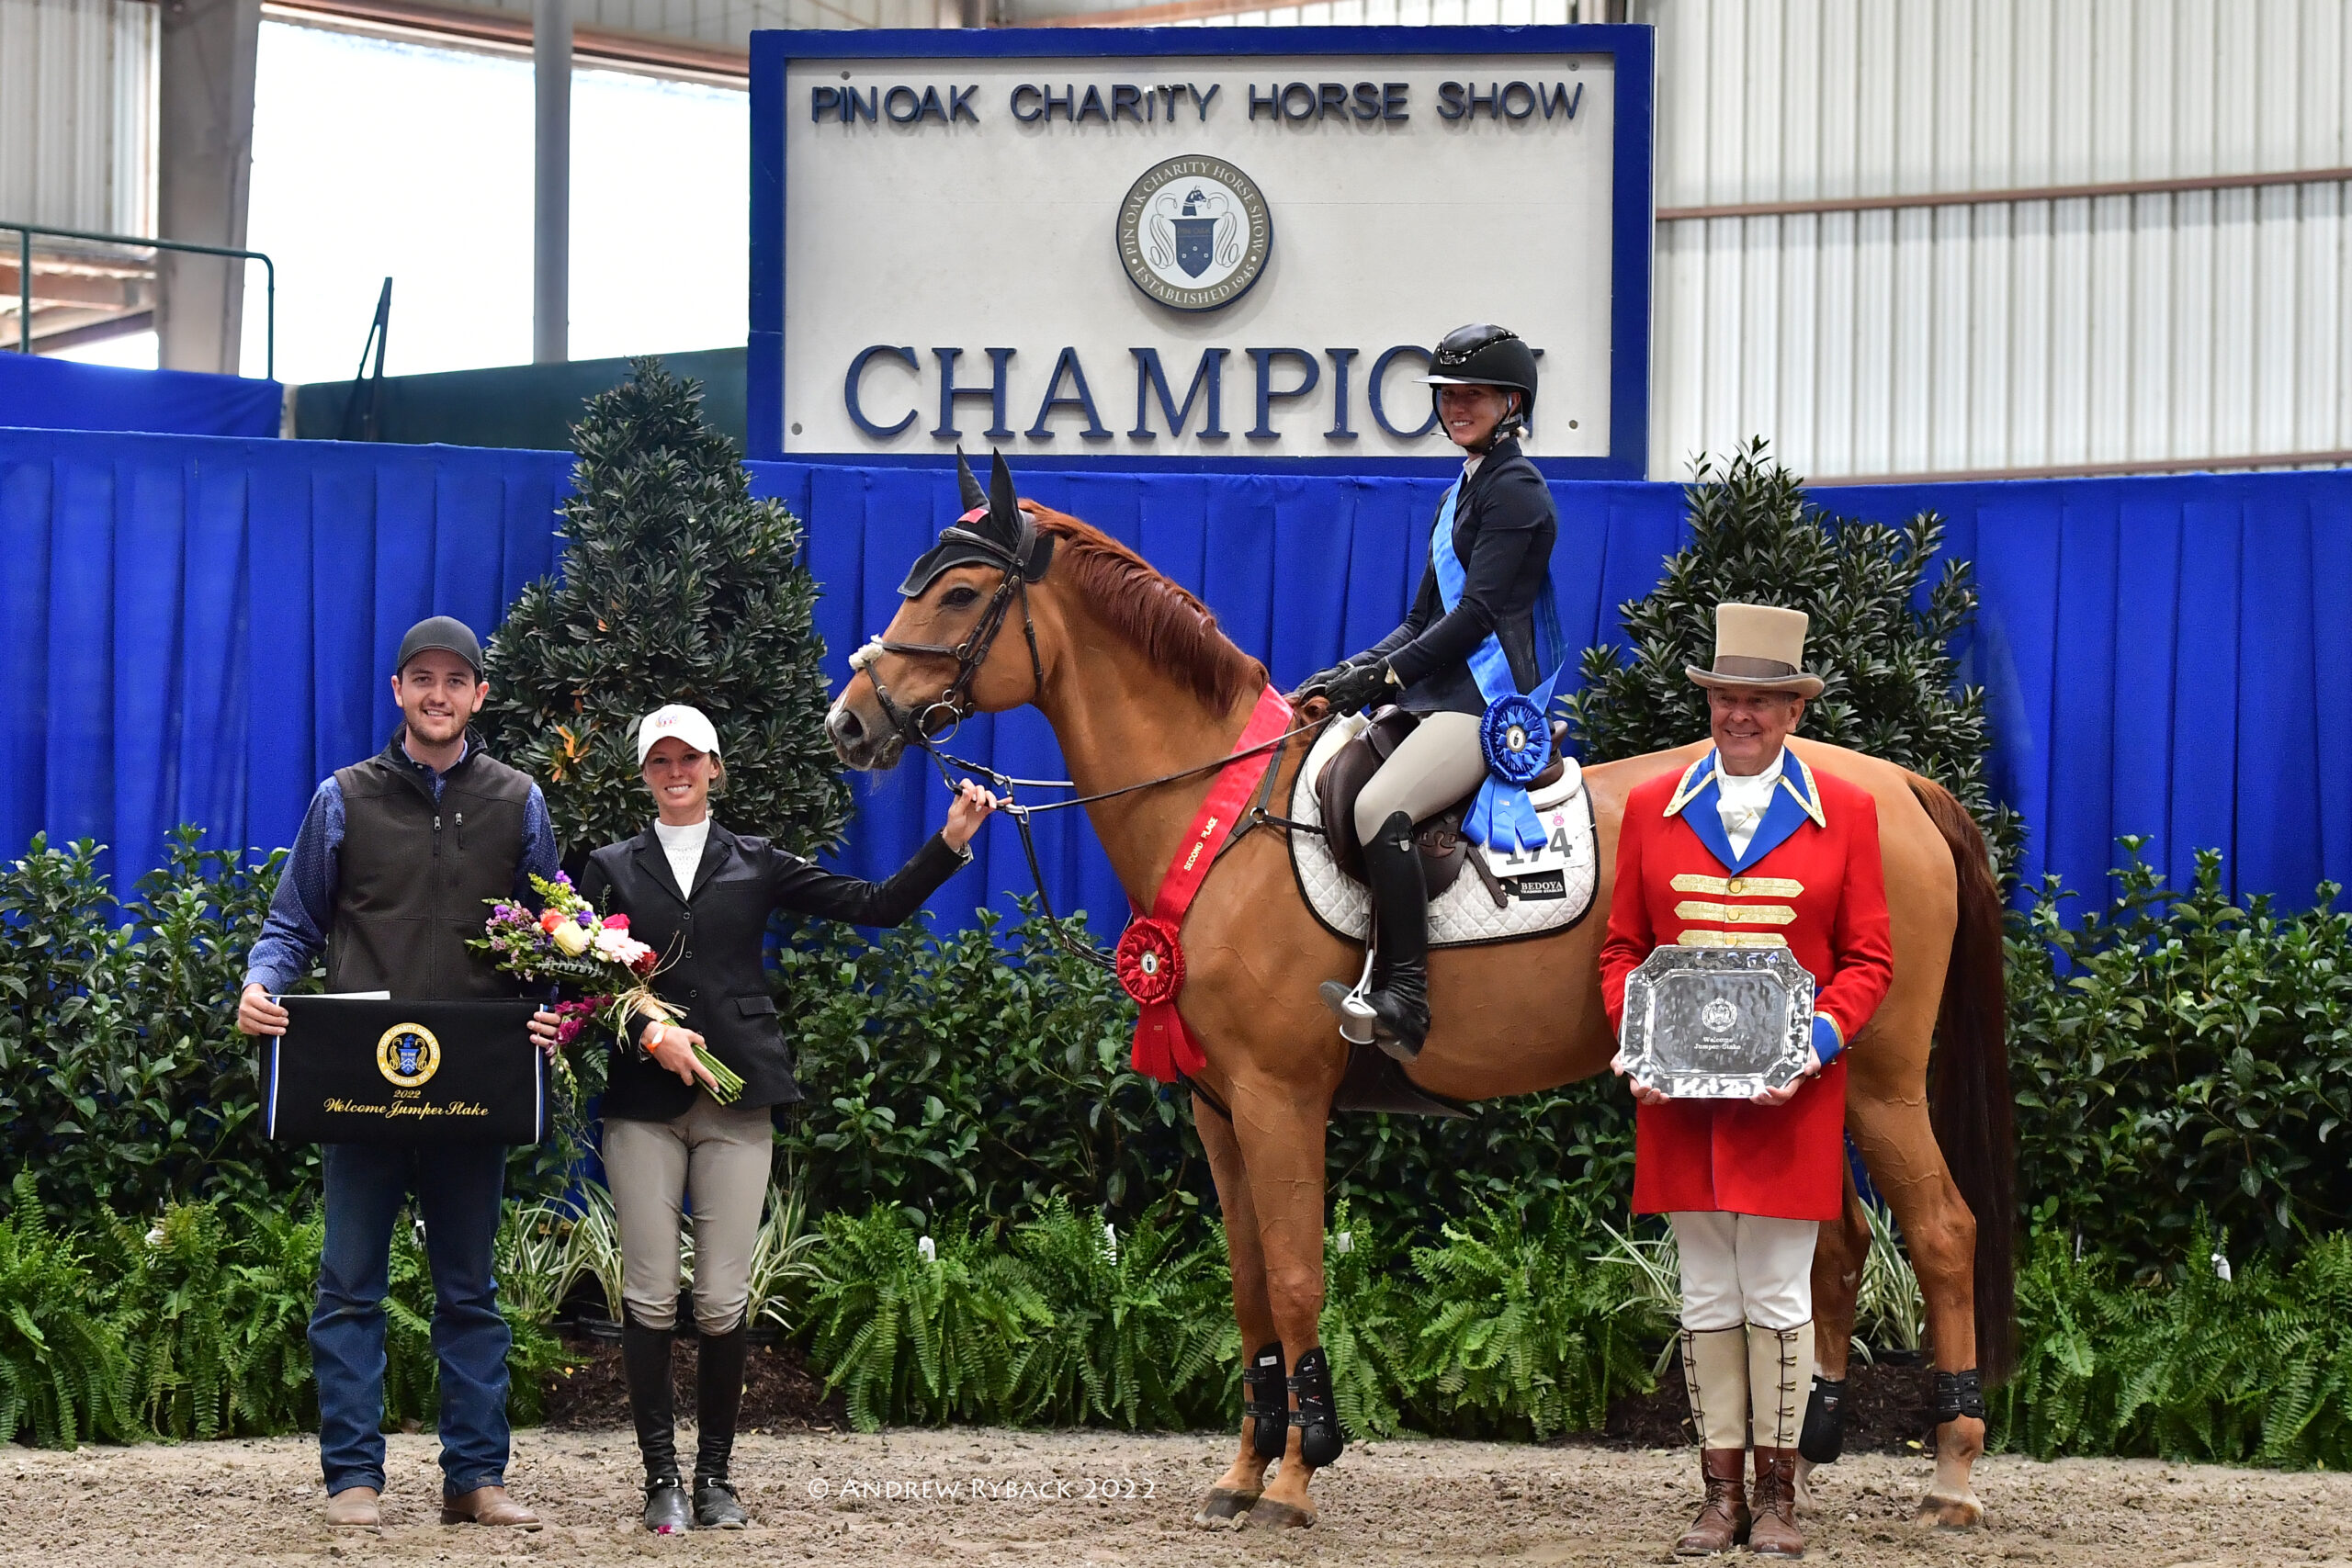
[[828, 450, 1057, 772]]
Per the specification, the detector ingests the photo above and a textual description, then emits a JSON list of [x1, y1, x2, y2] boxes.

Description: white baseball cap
[[636, 704, 722, 766]]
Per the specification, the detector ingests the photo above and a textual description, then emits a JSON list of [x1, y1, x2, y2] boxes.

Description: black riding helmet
[[1420, 323, 1538, 442]]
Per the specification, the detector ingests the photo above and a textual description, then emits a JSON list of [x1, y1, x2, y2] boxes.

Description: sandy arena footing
[[6, 1426, 2350, 1567]]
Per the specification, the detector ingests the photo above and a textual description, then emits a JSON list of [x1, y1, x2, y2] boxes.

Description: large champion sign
[[749, 26, 1654, 476]]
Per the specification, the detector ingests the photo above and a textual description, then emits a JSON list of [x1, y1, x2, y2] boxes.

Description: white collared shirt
[[653, 816, 710, 896], [1713, 749, 1788, 861]]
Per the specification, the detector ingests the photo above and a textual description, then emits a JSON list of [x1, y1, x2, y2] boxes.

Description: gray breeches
[[604, 1095, 774, 1335], [1352, 710, 1487, 843]]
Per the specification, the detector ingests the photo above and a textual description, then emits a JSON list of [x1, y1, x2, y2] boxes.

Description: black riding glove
[[1288, 660, 1360, 705], [1320, 659, 1396, 715]]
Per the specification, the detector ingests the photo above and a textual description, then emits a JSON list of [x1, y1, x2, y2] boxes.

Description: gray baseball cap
[[395, 615, 484, 679]]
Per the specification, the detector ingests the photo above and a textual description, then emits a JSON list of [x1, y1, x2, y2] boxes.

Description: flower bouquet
[[475, 872, 744, 1103]]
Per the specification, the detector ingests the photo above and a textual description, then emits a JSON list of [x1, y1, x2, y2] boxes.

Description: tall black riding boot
[[1360, 810, 1431, 1062], [621, 1316, 691, 1535], [693, 1317, 752, 1529]]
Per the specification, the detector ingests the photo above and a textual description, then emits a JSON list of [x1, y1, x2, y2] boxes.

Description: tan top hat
[[1685, 603, 1826, 699]]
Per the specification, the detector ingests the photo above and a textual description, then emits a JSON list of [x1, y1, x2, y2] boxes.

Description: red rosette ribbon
[[1115, 918, 1185, 1006]]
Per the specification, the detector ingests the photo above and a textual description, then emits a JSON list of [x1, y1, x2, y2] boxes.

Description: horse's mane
[[1023, 502, 1266, 713]]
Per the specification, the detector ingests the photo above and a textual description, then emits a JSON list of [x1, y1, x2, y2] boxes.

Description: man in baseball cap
[[237, 615, 560, 1532], [395, 615, 486, 680]]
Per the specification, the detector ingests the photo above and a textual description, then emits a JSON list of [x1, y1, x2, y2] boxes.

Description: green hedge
[[2007, 843, 2352, 1263], [0, 1172, 571, 1447], [11, 1174, 2349, 1469]]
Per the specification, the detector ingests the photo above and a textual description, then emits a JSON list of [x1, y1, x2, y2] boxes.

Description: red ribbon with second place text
[[1116, 685, 1295, 1083]]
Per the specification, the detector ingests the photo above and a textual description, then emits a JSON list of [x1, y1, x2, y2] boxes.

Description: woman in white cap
[[528, 703, 996, 1533]]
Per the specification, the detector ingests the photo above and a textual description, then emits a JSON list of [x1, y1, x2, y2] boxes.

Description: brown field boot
[[441, 1484, 542, 1529], [323, 1485, 381, 1529], [1747, 1448, 1804, 1558], [1674, 1448, 1751, 1555]]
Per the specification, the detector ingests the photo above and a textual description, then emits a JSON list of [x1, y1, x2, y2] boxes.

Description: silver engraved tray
[[1620, 945, 1815, 1100]]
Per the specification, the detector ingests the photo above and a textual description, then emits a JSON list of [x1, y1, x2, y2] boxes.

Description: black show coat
[[579, 819, 969, 1122]]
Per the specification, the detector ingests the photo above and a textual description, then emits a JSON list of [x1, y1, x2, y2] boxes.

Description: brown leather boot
[[1747, 1448, 1804, 1558], [1674, 1448, 1751, 1555], [440, 1484, 542, 1529], [323, 1485, 381, 1529]]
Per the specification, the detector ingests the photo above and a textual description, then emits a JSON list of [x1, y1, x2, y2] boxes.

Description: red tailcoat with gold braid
[[1599, 748, 1895, 1223]]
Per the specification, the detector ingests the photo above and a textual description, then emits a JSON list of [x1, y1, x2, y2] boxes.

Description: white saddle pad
[[1287, 712, 1600, 949]]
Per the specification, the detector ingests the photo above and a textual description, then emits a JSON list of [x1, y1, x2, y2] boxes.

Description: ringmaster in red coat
[[1600, 603, 1894, 1561]]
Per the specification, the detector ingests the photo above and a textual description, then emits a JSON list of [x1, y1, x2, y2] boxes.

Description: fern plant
[[1408, 1201, 1668, 1440], [107, 1202, 236, 1439], [1010, 1198, 1234, 1430], [0, 1173, 137, 1447], [1994, 1224, 2352, 1468], [806, 1207, 1047, 1431], [1317, 1202, 1419, 1439]]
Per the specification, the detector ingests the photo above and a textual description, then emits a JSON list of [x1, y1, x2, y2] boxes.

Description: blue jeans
[[310, 1142, 511, 1498]]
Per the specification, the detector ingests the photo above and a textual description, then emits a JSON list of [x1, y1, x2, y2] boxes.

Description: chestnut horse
[[827, 473, 2013, 1533]]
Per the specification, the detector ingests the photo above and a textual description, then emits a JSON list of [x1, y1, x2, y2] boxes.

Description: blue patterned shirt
[[243, 739, 560, 993]]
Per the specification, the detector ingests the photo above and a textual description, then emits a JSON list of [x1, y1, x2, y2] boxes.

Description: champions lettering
[[840, 343, 1546, 446]]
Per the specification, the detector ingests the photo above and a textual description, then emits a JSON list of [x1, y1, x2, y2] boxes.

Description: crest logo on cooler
[[377, 1022, 442, 1089], [1116, 155, 1272, 312]]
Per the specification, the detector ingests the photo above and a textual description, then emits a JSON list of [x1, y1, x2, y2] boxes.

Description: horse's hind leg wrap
[[1931, 1369, 1985, 1426], [1799, 1374, 1847, 1464], [1287, 1348, 1344, 1467], [1244, 1342, 1289, 1461]]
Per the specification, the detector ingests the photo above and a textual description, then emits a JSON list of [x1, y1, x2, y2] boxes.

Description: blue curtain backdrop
[[0, 357, 284, 439], [4, 423, 2348, 929]]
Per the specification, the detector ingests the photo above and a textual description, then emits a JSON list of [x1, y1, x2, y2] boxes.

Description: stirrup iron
[[1320, 944, 1379, 1044]]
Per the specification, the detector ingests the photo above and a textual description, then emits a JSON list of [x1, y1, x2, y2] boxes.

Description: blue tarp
[[3, 423, 2347, 929], [0, 354, 283, 439]]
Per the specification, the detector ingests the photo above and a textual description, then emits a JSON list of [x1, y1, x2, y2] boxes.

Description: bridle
[[848, 538, 1046, 755], [845, 513, 1330, 973]]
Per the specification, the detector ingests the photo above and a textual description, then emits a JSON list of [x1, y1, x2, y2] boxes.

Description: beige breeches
[[1669, 1211, 1819, 1332], [604, 1096, 774, 1335], [1351, 710, 1487, 843]]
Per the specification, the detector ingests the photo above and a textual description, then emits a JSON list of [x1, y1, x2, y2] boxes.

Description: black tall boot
[[1360, 810, 1431, 1061], [693, 1316, 752, 1529], [621, 1316, 691, 1534]]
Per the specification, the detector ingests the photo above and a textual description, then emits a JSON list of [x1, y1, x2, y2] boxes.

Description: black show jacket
[[1362, 436, 1558, 716], [579, 819, 970, 1122]]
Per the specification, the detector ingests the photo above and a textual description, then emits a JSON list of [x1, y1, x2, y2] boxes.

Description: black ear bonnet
[[897, 449, 1057, 597]]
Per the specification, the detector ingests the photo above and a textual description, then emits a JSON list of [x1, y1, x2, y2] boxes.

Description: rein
[[852, 546, 1329, 973]]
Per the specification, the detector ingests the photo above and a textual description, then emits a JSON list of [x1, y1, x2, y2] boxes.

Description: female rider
[[529, 704, 996, 1533], [1293, 323, 1561, 1061]]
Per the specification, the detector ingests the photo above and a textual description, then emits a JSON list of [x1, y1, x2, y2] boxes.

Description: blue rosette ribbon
[[1464, 662, 1568, 856]]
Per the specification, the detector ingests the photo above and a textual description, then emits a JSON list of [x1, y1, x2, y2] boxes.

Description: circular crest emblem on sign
[[377, 1022, 442, 1089], [1116, 155, 1273, 312], [1701, 998, 1737, 1033]]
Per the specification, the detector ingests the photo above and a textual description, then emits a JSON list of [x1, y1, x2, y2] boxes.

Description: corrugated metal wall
[[1645, 0, 2352, 480], [0, 0, 155, 232], [1160, 0, 2352, 480]]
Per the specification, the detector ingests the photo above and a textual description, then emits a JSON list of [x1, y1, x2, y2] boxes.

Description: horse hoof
[[1193, 1488, 1260, 1528], [1248, 1498, 1317, 1530], [1917, 1490, 1984, 1530], [1792, 1459, 1819, 1517]]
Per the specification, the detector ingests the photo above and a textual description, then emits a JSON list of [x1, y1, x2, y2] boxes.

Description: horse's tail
[[1906, 774, 2018, 1384]]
